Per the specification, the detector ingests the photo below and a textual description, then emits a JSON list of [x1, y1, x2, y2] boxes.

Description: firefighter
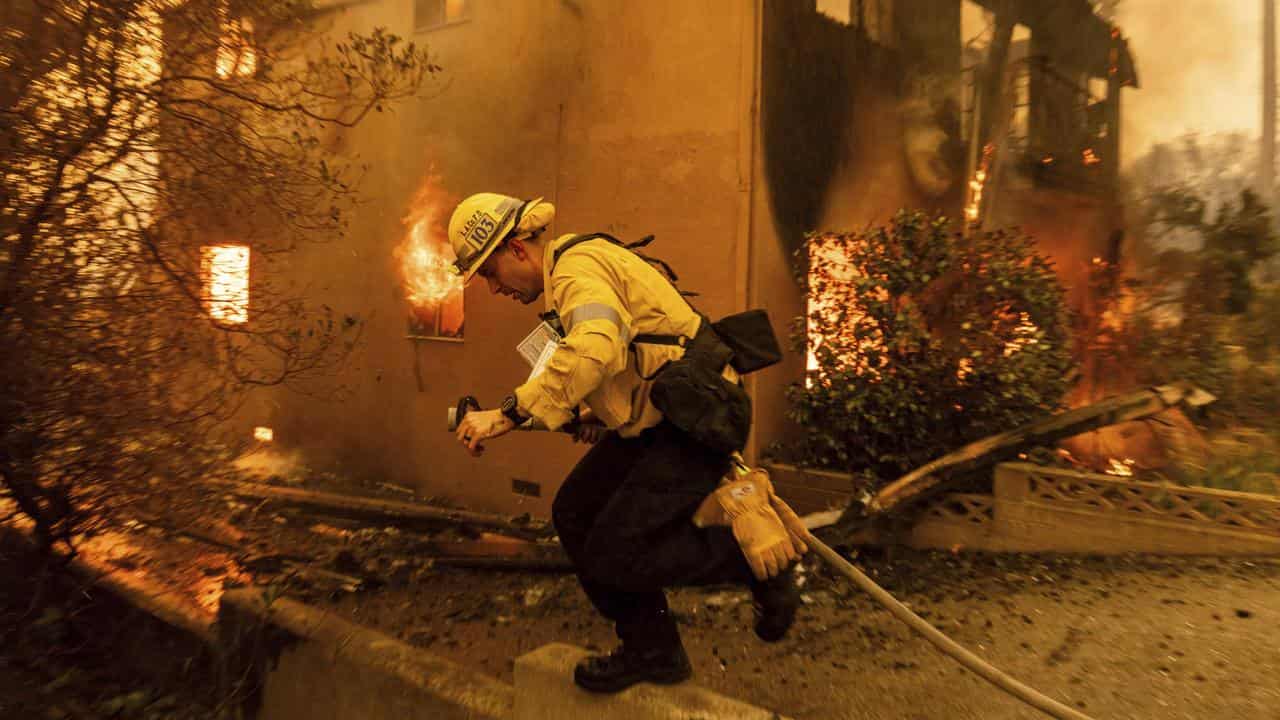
[[448, 192, 804, 693]]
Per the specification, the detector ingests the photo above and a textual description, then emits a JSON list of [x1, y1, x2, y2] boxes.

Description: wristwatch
[[501, 394, 529, 425]]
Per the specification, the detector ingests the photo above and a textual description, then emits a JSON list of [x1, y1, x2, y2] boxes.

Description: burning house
[[220, 0, 1138, 516]]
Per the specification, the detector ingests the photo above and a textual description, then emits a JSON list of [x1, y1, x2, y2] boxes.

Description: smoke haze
[[1118, 0, 1262, 166]]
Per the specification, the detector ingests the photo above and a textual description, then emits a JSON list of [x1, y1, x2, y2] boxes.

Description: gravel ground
[[319, 547, 1280, 720]]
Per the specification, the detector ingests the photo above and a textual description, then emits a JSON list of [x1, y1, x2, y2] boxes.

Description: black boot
[[574, 607, 692, 693], [750, 565, 800, 642], [573, 641, 693, 693]]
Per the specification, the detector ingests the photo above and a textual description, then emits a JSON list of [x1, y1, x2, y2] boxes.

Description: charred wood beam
[[858, 383, 1216, 520], [206, 480, 553, 540]]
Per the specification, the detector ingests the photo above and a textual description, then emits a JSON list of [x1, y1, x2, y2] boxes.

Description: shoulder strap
[[549, 232, 703, 359], [550, 233, 695, 298], [550, 233, 623, 272]]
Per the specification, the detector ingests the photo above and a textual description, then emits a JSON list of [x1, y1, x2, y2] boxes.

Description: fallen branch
[[861, 383, 1215, 519]]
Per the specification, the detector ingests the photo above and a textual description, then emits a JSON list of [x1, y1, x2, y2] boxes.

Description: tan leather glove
[[700, 466, 812, 555], [765, 480, 812, 555], [692, 469, 802, 581]]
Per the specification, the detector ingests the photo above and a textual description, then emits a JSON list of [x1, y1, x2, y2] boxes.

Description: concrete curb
[[218, 588, 514, 719], [2, 522, 792, 720], [0, 523, 215, 644], [73, 545, 218, 645]]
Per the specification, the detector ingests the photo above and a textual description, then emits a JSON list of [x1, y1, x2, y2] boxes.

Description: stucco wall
[[239, 0, 1126, 515], [245, 0, 756, 516]]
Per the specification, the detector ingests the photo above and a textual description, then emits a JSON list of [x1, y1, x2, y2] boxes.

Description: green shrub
[[778, 211, 1075, 485], [1154, 428, 1280, 496]]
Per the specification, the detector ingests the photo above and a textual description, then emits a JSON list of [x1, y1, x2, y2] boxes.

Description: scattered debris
[[704, 591, 743, 608], [308, 523, 351, 541], [377, 481, 417, 497], [431, 555, 572, 572], [521, 585, 550, 607]]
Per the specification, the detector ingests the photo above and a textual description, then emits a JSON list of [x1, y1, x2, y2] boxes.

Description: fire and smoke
[[1105, 457, 1136, 477], [806, 239, 885, 386], [1118, 1, 1261, 165], [964, 143, 995, 225], [394, 170, 463, 335]]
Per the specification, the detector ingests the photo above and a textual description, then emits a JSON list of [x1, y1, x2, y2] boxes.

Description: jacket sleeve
[[514, 255, 632, 430]]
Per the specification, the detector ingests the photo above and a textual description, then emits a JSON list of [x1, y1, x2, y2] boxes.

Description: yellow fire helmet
[[447, 193, 547, 283]]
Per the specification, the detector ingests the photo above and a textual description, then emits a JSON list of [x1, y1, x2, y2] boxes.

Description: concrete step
[[514, 643, 790, 720]]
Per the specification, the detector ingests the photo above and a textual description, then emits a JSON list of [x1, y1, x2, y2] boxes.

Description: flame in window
[[202, 245, 250, 324], [395, 171, 464, 339], [401, 212, 462, 306]]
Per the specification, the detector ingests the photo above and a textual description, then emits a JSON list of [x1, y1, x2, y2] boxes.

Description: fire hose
[[447, 397, 1097, 720]]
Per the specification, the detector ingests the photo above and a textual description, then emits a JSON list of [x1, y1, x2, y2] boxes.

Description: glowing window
[[415, 0, 469, 32], [1009, 24, 1032, 142], [216, 10, 257, 79], [202, 244, 250, 324], [396, 173, 463, 340]]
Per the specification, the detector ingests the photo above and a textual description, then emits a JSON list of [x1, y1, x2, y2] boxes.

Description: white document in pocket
[[518, 320, 563, 381]]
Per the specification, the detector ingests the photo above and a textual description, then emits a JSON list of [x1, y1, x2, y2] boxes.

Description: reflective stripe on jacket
[[514, 233, 704, 437]]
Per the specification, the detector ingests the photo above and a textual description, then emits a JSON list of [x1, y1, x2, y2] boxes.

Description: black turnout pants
[[551, 421, 754, 652]]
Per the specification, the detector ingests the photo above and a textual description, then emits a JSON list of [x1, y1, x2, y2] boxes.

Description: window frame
[[413, 0, 471, 34]]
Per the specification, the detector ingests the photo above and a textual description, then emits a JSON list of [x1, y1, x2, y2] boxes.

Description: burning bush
[[780, 211, 1074, 483]]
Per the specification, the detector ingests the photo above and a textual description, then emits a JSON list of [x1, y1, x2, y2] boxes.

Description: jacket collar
[[541, 233, 578, 312]]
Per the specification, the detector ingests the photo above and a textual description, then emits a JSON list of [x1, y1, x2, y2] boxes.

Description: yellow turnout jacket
[[514, 233, 716, 438]]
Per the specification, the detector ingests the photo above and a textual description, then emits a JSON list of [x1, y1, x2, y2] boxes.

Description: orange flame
[[1105, 458, 1135, 477], [964, 143, 995, 224], [1002, 311, 1040, 357], [1082, 148, 1101, 166], [395, 171, 463, 320], [805, 238, 885, 387]]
